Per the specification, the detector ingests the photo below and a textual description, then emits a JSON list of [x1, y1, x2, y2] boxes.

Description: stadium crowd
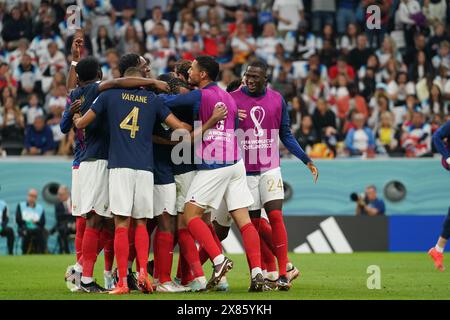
[[0, 0, 448, 159]]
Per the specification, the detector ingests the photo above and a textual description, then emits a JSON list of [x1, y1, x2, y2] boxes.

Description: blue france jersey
[[91, 88, 171, 171], [153, 121, 175, 184], [60, 82, 102, 165], [160, 94, 197, 175]]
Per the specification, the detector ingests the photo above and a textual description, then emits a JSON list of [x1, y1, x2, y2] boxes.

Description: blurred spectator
[[285, 21, 318, 60], [144, 6, 170, 35], [271, 69, 296, 102], [348, 34, 374, 72], [375, 111, 400, 156], [396, 0, 425, 47], [409, 50, 434, 83], [218, 69, 237, 91], [255, 23, 283, 63], [432, 40, 450, 70], [16, 188, 47, 254], [295, 114, 319, 153], [355, 185, 386, 216], [272, 0, 304, 35], [338, 22, 358, 55], [81, 0, 113, 40], [368, 94, 391, 129], [336, 82, 369, 132], [29, 25, 65, 59], [345, 112, 376, 157], [39, 42, 67, 92], [302, 69, 330, 112], [1, 7, 32, 50], [336, 0, 357, 36], [23, 115, 55, 156], [52, 185, 75, 254], [376, 36, 403, 69], [0, 62, 16, 92], [200, 7, 225, 34], [328, 55, 355, 85], [203, 25, 226, 57], [92, 26, 115, 64], [47, 105, 64, 152], [114, 5, 144, 42], [424, 83, 447, 117], [231, 23, 256, 67], [1, 96, 25, 150], [428, 22, 449, 57], [300, 54, 328, 83], [117, 25, 141, 56], [387, 71, 415, 107], [401, 108, 432, 157], [173, 9, 200, 39], [21, 93, 44, 127], [310, 0, 335, 35], [403, 32, 428, 64], [9, 38, 36, 71], [178, 22, 203, 54], [13, 53, 43, 104], [101, 49, 120, 80], [319, 39, 339, 69], [0, 199, 14, 255], [227, 8, 253, 35], [312, 98, 338, 153], [423, 0, 447, 26], [359, 66, 378, 102]]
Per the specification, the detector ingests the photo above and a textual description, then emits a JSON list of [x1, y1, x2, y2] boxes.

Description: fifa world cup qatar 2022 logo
[[250, 106, 265, 137]]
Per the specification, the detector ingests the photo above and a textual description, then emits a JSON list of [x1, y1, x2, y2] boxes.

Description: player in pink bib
[[212, 60, 319, 290]]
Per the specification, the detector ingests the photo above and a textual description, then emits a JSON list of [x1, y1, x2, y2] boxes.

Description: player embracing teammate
[[211, 60, 319, 290], [62, 32, 319, 293]]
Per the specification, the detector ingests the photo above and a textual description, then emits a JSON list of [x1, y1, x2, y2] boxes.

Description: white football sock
[[81, 276, 93, 284], [435, 245, 444, 253], [251, 267, 262, 278], [213, 254, 225, 266], [74, 262, 83, 273], [266, 271, 278, 281]]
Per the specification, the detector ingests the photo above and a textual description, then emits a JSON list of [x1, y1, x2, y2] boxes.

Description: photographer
[[353, 185, 386, 216]]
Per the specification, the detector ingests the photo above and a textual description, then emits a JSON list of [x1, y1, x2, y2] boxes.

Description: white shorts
[[78, 160, 110, 218], [154, 183, 177, 216], [71, 167, 82, 217], [246, 167, 284, 211], [211, 200, 233, 227], [109, 168, 154, 219], [174, 171, 197, 213], [212, 204, 271, 228], [186, 160, 253, 211]]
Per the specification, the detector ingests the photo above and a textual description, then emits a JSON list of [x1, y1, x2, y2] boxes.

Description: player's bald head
[[124, 67, 142, 77], [244, 60, 268, 94]]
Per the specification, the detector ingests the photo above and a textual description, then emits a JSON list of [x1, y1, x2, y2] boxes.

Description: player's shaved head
[[244, 60, 268, 95], [76, 56, 100, 82], [124, 67, 142, 77]]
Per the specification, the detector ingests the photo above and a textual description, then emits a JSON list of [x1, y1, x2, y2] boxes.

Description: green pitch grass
[[0, 253, 449, 300]]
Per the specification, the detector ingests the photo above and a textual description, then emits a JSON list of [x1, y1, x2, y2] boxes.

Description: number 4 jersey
[[91, 88, 171, 172]]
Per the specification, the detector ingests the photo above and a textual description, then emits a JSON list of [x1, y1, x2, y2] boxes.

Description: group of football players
[[63, 35, 319, 295]]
